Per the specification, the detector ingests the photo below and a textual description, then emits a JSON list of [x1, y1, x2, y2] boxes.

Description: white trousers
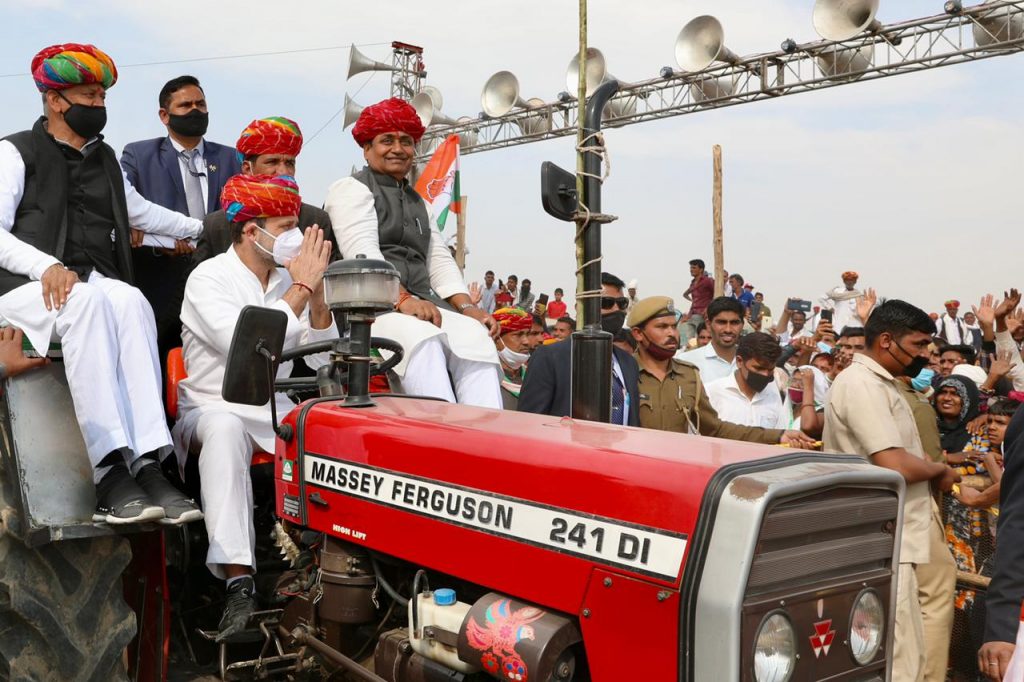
[[400, 335, 503, 408], [0, 273, 171, 480], [186, 410, 256, 579]]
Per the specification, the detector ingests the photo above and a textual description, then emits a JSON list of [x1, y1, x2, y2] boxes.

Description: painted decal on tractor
[[810, 619, 835, 658], [466, 598, 544, 681], [303, 455, 688, 580]]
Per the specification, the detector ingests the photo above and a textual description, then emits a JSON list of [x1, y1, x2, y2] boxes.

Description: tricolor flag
[[415, 135, 461, 232]]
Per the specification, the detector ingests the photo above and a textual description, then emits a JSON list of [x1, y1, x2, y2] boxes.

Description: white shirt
[[480, 282, 499, 314], [778, 327, 812, 346], [935, 313, 968, 345], [675, 343, 736, 383], [176, 246, 338, 453], [168, 136, 209, 210], [0, 137, 202, 281], [705, 372, 789, 430], [821, 286, 862, 333], [323, 176, 468, 301]]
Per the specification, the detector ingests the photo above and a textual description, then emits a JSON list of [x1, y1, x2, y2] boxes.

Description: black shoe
[[217, 576, 257, 643], [134, 461, 204, 525], [93, 464, 165, 524]]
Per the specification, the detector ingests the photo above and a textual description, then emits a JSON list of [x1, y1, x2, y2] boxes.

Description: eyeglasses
[[601, 296, 630, 310]]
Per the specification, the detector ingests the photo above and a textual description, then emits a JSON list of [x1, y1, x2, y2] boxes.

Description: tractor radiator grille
[[746, 487, 900, 596]]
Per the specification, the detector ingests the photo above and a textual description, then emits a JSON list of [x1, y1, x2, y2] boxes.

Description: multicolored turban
[[945, 299, 960, 308], [351, 97, 426, 146], [841, 271, 859, 280], [31, 43, 117, 92], [220, 174, 302, 223], [493, 307, 532, 335], [236, 116, 303, 158]]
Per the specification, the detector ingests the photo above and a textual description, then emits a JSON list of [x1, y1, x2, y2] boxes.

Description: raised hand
[[285, 227, 330, 290], [973, 293, 996, 328], [994, 288, 1022, 320], [856, 288, 877, 323], [468, 281, 483, 306]]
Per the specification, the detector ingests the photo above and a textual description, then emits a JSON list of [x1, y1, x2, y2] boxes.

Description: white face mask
[[498, 344, 530, 370], [255, 225, 303, 265]]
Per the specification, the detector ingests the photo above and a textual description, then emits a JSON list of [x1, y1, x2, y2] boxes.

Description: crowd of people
[[2, 42, 1024, 680]]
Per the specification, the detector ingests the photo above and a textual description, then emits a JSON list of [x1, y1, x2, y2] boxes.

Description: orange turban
[[236, 116, 303, 158], [221, 174, 301, 223]]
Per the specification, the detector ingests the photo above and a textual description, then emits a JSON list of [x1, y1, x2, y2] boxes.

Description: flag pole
[[455, 195, 468, 271]]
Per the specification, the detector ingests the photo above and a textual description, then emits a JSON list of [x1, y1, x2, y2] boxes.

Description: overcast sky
[[1, 0, 1020, 317]]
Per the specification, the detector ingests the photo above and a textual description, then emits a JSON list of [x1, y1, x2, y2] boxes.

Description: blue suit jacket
[[120, 136, 241, 214]]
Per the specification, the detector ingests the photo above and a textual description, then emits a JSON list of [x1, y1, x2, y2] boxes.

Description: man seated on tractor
[[0, 43, 203, 525], [175, 174, 337, 640], [324, 98, 503, 408]]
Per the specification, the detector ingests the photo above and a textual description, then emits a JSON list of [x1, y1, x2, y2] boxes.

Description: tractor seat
[[165, 348, 274, 467]]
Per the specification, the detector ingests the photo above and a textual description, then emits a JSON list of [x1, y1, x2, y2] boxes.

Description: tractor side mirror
[[540, 161, 577, 222], [222, 305, 288, 407]]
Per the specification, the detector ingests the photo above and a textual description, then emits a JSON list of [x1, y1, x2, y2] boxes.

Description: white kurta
[[174, 246, 338, 456], [821, 286, 863, 334], [323, 176, 499, 406], [175, 246, 337, 576]]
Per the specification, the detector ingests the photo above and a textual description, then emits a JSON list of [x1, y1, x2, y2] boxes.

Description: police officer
[[628, 296, 812, 446]]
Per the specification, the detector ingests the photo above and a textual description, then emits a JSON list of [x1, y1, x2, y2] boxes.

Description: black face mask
[[888, 340, 930, 378], [168, 109, 209, 137], [601, 310, 627, 335], [744, 368, 774, 393], [59, 93, 107, 139]]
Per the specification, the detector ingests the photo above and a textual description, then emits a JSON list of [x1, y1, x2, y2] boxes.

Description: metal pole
[[571, 78, 620, 423], [574, 0, 587, 329], [712, 145, 725, 297]]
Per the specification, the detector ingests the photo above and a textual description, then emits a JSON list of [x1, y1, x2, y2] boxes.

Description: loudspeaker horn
[[411, 90, 457, 127], [675, 16, 742, 72], [815, 43, 874, 81], [519, 98, 553, 136], [456, 116, 479, 148], [342, 94, 364, 130], [973, 0, 1024, 49], [347, 44, 399, 81], [689, 76, 736, 104], [564, 48, 637, 121], [481, 71, 529, 117], [812, 0, 882, 41]]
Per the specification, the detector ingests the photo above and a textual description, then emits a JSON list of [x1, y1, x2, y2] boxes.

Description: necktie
[[611, 372, 625, 426], [180, 149, 206, 219]]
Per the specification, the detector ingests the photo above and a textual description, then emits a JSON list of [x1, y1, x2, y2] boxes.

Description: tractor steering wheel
[[273, 337, 404, 394]]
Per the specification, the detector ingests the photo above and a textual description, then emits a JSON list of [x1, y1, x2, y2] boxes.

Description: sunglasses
[[601, 296, 630, 310]]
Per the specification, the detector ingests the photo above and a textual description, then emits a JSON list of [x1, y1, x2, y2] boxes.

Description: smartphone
[[820, 309, 833, 323], [787, 299, 812, 313], [537, 293, 549, 305]]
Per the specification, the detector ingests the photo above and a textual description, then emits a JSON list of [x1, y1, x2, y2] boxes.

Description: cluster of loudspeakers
[[340, 0, 1022, 145]]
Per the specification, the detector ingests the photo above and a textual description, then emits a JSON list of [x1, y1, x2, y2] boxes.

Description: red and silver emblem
[[809, 619, 836, 658]]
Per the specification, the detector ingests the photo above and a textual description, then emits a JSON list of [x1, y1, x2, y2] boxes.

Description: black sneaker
[[93, 464, 165, 524], [217, 576, 257, 642], [134, 461, 204, 525]]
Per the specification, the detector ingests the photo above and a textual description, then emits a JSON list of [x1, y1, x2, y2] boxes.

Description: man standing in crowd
[[517, 277, 535, 312], [121, 75, 241, 361], [680, 258, 714, 345], [825, 300, 959, 681], [519, 272, 639, 426], [546, 287, 567, 321], [936, 299, 970, 345], [626, 279, 640, 311], [822, 270, 868, 333], [676, 297, 745, 383], [479, 270, 498, 314], [938, 344, 976, 378], [492, 307, 532, 410], [195, 117, 334, 263], [324, 98, 501, 407], [506, 274, 519, 305], [834, 326, 866, 375], [0, 43, 204, 523], [778, 309, 812, 346], [176, 174, 336, 641], [729, 274, 754, 312], [706, 332, 789, 429], [963, 310, 983, 353], [552, 316, 574, 341], [629, 297, 811, 445]]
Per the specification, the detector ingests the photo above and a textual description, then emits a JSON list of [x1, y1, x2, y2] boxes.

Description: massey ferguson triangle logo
[[810, 619, 836, 658]]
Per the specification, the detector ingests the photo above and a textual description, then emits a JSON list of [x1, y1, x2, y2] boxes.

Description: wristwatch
[[458, 303, 477, 312]]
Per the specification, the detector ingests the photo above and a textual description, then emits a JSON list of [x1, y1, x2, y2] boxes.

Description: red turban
[[32, 43, 117, 92], [236, 116, 303, 158], [351, 97, 425, 146], [493, 307, 532, 334], [221, 174, 301, 223], [945, 299, 960, 308], [841, 271, 859, 280]]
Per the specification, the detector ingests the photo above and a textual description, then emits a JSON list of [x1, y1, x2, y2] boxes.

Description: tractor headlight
[[849, 589, 884, 665], [753, 611, 796, 682]]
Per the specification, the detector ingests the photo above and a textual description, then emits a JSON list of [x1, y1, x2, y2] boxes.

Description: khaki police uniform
[[627, 295, 783, 444]]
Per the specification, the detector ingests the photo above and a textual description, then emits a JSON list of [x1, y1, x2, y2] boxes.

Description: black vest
[[352, 167, 451, 308], [0, 117, 134, 296]]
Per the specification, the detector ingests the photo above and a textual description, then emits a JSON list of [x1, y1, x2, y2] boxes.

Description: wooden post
[[712, 145, 725, 297], [455, 195, 468, 271]]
